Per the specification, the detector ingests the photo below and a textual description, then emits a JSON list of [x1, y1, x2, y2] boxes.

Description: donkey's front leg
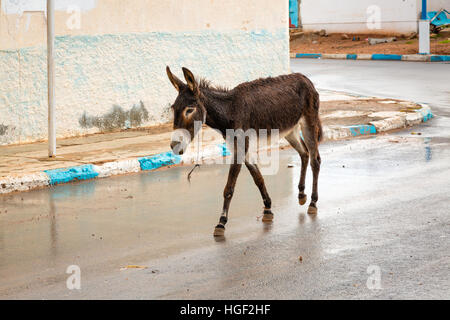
[[245, 162, 273, 222], [214, 163, 242, 236]]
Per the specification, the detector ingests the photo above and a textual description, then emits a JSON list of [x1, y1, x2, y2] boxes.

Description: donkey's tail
[[314, 95, 323, 143], [317, 117, 323, 142]]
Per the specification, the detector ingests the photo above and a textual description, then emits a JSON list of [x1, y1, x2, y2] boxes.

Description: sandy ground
[[290, 31, 450, 55]]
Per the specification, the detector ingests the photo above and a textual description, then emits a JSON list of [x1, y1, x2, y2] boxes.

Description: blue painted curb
[[430, 55, 450, 62], [372, 54, 402, 61], [346, 125, 377, 137], [296, 53, 321, 59], [138, 151, 181, 171], [293, 53, 450, 62], [219, 143, 231, 156], [417, 108, 433, 122], [45, 164, 99, 185]]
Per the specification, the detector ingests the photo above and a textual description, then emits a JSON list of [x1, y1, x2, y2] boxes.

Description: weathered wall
[[428, 0, 449, 12], [300, 0, 421, 34], [0, 0, 289, 145]]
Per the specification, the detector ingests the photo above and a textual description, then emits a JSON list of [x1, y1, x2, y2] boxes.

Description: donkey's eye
[[184, 107, 195, 116]]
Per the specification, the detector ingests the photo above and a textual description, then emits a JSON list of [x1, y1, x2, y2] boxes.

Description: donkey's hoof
[[262, 209, 274, 222], [307, 205, 318, 215], [298, 194, 307, 206], [213, 225, 225, 237]]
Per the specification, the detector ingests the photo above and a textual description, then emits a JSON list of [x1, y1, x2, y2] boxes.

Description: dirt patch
[[320, 98, 418, 126], [290, 31, 450, 55], [79, 101, 151, 131]]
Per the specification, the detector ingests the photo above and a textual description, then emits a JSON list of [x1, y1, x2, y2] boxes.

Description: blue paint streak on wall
[[372, 54, 402, 61], [138, 151, 181, 171], [296, 53, 321, 59], [289, 0, 299, 28], [430, 55, 450, 62], [45, 164, 99, 185], [347, 125, 376, 136], [347, 54, 357, 60], [2, 29, 290, 145], [218, 143, 231, 156]]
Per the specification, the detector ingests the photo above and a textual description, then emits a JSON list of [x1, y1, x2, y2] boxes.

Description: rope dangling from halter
[[187, 116, 205, 183], [187, 163, 200, 183], [187, 132, 201, 182]]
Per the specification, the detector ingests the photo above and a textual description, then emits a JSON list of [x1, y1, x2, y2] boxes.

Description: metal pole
[[419, 0, 430, 54], [298, 0, 302, 29], [421, 0, 427, 20], [47, 0, 56, 157]]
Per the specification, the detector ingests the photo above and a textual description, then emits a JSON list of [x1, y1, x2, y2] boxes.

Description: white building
[[0, 0, 289, 145], [290, 0, 449, 34]]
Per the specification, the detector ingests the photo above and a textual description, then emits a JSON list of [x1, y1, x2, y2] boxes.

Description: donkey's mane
[[199, 74, 311, 95], [198, 78, 230, 94]]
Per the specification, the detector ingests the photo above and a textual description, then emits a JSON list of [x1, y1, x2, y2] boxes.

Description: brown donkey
[[166, 67, 322, 236]]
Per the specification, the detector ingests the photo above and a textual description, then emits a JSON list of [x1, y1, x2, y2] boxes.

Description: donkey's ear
[[182, 67, 198, 95], [166, 66, 184, 92]]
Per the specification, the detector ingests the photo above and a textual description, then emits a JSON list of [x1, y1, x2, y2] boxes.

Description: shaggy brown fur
[[167, 67, 322, 236]]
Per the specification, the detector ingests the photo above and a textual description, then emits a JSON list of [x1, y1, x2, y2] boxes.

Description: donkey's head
[[166, 66, 206, 155]]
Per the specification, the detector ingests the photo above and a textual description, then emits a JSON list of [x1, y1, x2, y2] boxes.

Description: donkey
[[166, 67, 322, 236]]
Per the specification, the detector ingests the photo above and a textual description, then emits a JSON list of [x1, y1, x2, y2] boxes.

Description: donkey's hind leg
[[285, 128, 309, 206], [300, 120, 321, 215]]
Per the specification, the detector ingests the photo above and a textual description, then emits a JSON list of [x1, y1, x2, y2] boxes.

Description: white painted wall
[[428, 0, 450, 12], [1, 0, 97, 14], [300, 0, 422, 34], [0, 0, 289, 145]]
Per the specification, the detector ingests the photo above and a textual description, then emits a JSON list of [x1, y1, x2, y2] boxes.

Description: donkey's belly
[[249, 125, 298, 147], [248, 109, 302, 130]]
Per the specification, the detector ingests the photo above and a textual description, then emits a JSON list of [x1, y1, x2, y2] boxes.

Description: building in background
[[289, 0, 448, 33], [0, 0, 289, 145], [289, 0, 300, 28]]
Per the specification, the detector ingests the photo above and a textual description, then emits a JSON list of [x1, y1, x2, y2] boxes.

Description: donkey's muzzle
[[170, 141, 184, 155]]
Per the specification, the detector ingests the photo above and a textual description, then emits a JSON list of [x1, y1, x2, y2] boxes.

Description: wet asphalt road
[[0, 60, 449, 299], [291, 58, 450, 112]]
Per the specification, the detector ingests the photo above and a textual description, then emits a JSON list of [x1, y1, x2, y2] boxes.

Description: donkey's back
[[230, 73, 319, 132]]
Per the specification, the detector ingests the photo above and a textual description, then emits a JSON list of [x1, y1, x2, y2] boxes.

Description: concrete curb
[[0, 104, 433, 195], [291, 53, 450, 62]]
